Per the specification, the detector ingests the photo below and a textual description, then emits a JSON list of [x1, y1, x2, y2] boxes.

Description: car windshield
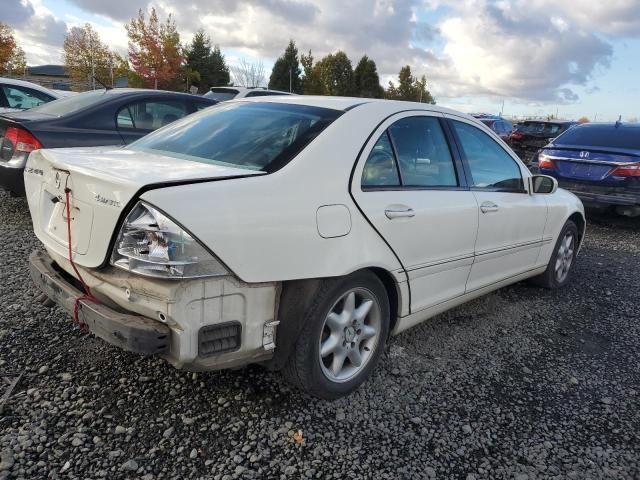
[[129, 101, 342, 172], [28, 89, 110, 116], [516, 122, 567, 136], [554, 125, 640, 150]]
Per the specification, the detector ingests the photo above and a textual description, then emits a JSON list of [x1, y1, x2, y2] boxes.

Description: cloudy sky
[[5, 0, 640, 120]]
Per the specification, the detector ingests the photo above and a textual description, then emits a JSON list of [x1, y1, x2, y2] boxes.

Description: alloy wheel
[[555, 232, 575, 283], [318, 288, 382, 383]]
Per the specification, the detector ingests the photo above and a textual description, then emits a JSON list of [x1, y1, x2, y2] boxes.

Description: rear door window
[[117, 100, 189, 131], [389, 117, 458, 187]]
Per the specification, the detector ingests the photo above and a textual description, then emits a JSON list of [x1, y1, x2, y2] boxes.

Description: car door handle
[[480, 202, 499, 213], [385, 207, 415, 219]]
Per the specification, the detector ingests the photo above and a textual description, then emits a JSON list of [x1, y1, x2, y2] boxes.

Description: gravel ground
[[1, 189, 639, 480]]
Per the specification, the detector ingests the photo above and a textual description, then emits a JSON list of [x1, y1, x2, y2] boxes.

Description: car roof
[[519, 119, 575, 125], [237, 95, 474, 117], [572, 121, 640, 128], [93, 88, 208, 99], [0, 77, 61, 97], [210, 86, 290, 94]]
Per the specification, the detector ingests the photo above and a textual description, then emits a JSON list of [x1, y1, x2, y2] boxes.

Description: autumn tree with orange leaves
[[125, 8, 184, 91], [0, 22, 23, 75]]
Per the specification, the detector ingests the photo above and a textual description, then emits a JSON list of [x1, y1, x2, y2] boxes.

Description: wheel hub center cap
[[344, 326, 357, 343]]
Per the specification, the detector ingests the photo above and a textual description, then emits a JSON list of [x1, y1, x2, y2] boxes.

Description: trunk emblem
[[579, 151, 590, 159]]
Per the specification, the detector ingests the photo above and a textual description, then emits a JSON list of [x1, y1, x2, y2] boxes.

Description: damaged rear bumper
[[29, 250, 170, 355], [28, 249, 280, 370]]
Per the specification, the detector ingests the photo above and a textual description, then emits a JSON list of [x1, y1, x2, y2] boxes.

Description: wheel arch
[[568, 211, 586, 250], [266, 266, 403, 371]]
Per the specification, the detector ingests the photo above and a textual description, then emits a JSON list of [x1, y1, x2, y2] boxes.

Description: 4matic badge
[[94, 193, 121, 208]]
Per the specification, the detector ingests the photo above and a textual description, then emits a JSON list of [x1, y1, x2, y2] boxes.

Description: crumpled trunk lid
[[24, 146, 263, 268]]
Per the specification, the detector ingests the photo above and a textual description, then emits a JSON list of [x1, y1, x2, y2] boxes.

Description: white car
[[25, 97, 585, 399], [0, 77, 74, 114], [203, 86, 292, 102]]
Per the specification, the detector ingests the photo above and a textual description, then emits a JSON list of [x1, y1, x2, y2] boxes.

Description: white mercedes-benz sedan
[[24, 97, 585, 399]]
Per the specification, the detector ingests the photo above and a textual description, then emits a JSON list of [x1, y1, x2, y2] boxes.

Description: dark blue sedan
[[538, 122, 640, 216], [0, 88, 217, 195]]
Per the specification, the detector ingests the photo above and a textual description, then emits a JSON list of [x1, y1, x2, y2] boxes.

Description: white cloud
[[6, 0, 640, 104]]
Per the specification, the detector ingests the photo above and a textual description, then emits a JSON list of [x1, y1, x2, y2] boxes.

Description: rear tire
[[282, 271, 390, 400], [531, 220, 578, 289]]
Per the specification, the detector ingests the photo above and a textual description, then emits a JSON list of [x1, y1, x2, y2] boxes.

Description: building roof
[[27, 65, 68, 77]]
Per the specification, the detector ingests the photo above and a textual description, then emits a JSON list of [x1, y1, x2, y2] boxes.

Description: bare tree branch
[[231, 59, 265, 88]]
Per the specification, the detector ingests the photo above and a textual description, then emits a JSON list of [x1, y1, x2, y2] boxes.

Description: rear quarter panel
[[139, 104, 408, 284]]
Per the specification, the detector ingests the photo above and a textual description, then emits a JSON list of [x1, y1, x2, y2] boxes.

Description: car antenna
[[93, 75, 112, 91], [615, 115, 622, 128]]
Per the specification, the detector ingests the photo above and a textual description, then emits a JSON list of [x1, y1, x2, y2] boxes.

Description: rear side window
[[129, 102, 342, 172], [554, 125, 640, 150], [452, 120, 523, 191], [29, 89, 109, 116], [362, 132, 400, 187], [117, 100, 188, 130], [1, 86, 53, 109], [362, 116, 458, 188]]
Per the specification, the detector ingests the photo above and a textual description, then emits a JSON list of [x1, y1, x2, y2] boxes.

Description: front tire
[[282, 271, 390, 400], [531, 220, 578, 289]]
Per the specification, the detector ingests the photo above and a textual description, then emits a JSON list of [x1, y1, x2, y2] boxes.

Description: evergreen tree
[[268, 40, 301, 93], [185, 30, 210, 91], [209, 46, 230, 88], [354, 55, 384, 98], [185, 31, 229, 92], [385, 65, 435, 103]]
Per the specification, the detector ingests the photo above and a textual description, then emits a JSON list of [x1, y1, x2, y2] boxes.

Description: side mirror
[[531, 174, 558, 194]]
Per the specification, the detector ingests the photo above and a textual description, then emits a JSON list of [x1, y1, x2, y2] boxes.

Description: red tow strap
[[64, 188, 100, 332]]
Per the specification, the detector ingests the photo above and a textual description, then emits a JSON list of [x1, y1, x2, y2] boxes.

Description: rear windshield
[[516, 122, 569, 136], [554, 125, 640, 150], [29, 89, 110, 116], [204, 88, 239, 102], [129, 102, 342, 172]]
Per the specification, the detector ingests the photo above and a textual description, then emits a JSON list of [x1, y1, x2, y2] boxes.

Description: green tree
[[354, 55, 383, 98], [185, 30, 230, 92], [315, 51, 354, 96], [386, 65, 435, 103], [268, 39, 302, 93], [301, 50, 323, 95], [209, 46, 230, 87]]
